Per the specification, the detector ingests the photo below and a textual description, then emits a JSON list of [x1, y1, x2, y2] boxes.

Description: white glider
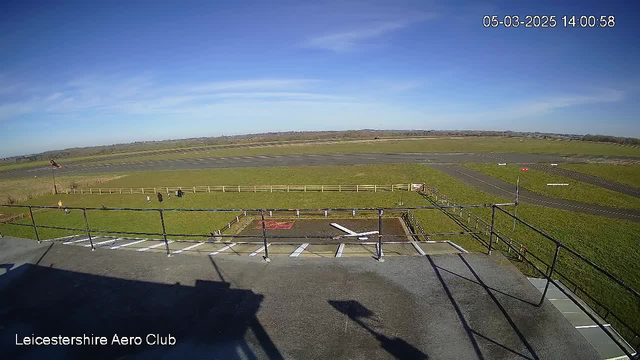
[[330, 223, 379, 240]]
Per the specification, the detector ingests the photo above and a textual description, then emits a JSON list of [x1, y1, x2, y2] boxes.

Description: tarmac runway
[[0, 152, 603, 179]]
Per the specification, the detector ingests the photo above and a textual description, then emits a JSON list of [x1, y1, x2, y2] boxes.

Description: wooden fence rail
[[66, 184, 421, 195]]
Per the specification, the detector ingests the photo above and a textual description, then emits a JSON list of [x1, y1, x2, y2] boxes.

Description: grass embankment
[[462, 163, 640, 210], [562, 163, 640, 188], [3, 137, 640, 173]]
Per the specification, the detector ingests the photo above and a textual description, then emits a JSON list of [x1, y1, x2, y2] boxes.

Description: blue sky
[[1, 0, 639, 157]]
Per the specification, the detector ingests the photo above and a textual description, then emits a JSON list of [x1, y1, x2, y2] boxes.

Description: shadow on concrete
[[0, 263, 282, 360], [328, 300, 429, 360], [426, 254, 539, 360]]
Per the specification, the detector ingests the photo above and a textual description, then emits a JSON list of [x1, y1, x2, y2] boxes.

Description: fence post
[[271, 185, 273, 193], [28, 206, 40, 243], [339, 185, 341, 192], [304, 185, 307, 192], [321, 185, 323, 193], [82, 209, 94, 250], [375, 185, 377, 192], [99, 188, 102, 195], [488, 205, 496, 255], [377, 209, 384, 261], [260, 211, 270, 262], [153, 187, 156, 194], [208, 186, 211, 193], [408, 184, 410, 191], [223, 186, 225, 193], [539, 244, 561, 306], [356, 185, 359, 192], [158, 210, 171, 257], [238, 185, 240, 192]]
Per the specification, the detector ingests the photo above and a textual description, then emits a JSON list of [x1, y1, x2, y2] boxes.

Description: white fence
[[66, 183, 421, 195]]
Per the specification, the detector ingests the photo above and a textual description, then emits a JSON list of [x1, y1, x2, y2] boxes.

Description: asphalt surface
[[428, 164, 640, 222], [0, 152, 600, 179], [0, 237, 600, 359]]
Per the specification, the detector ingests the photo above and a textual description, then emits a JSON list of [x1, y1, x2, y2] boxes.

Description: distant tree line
[[581, 134, 640, 146]]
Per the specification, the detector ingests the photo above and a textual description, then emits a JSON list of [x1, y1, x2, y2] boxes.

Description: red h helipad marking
[[256, 220, 296, 230]]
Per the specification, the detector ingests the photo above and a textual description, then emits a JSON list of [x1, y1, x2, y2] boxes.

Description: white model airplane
[[330, 223, 379, 240]]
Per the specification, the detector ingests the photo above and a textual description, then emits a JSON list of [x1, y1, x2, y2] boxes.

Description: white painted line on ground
[[210, 243, 236, 255], [49, 235, 77, 242], [173, 242, 205, 254], [447, 241, 469, 253], [575, 324, 611, 329], [138, 241, 173, 252], [336, 243, 345, 257], [249, 244, 271, 256], [64, 237, 89, 244], [111, 239, 146, 249], [84, 238, 119, 247], [411, 242, 426, 256], [290, 243, 309, 257], [607, 354, 637, 360]]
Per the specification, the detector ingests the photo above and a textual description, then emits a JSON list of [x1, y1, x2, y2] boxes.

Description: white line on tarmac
[[111, 239, 146, 249], [210, 243, 236, 255], [575, 324, 611, 329], [336, 243, 345, 257], [138, 241, 173, 252], [447, 241, 469, 253], [173, 242, 205, 254], [50, 235, 78, 242], [249, 244, 271, 256], [411, 242, 426, 256], [290, 243, 309, 257], [85, 238, 120, 247], [64, 237, 89, 244]]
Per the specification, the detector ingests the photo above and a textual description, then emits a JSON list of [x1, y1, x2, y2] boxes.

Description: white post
[[304, 185, 307, 192], [269, 211, 272, 217], [324, 210, 328, 217], [356, 185, 359, 192], [271, 185, 273, 193], [352, 210, 356, 216], [321, 185, 324, 193], [374, 185, 377, 192], [238, 185, 240, 192], [339, 185, 341, 192], [208, 186, 211, 193], [296, 210, 300, 217], [223, 186, 225, 193]]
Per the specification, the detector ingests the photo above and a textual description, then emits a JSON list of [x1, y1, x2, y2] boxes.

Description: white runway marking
[[290, 243, 309, 257], [138, 241, 173, 252], [336, 243, 345, 257], [64, 237, 89, 244], [50, 235, 77, 242], [411, 242, 426, 256], [210, 243, 236, 255], [84, 238, 119, 247], [575, 324, 611, 329], [249, 244, 271, 256], [173, 242, 205, 254], [111, 239, 146, 249], [209, 243, 236, 255]]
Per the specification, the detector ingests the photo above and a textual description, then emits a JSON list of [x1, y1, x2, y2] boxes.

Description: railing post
[[260, 210, 270, 262], [539, 244, 561, 306], [28, 206, 40, 243], [82, 208, 94, 250], [159, 209, 171, 257], [377, 209, 384, 262], [488, 205, 496, 255]]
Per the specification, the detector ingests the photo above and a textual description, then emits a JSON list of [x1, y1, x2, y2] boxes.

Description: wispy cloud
[[304, 11, 435, 52], [0, 75, 352, 119]]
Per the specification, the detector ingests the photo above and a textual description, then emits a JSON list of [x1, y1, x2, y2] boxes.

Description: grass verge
[[462, 163, 640, 210]]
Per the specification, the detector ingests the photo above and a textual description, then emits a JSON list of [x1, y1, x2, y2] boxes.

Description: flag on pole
[[50, 159, 62, 168]]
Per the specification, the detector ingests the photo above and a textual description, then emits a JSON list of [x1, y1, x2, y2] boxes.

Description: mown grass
[[0, 174, 126, 211], [462, 163, 640, 210], [562, 163, 640, 188], [80, 137, 640, 167], [4, 137, 639, 173]]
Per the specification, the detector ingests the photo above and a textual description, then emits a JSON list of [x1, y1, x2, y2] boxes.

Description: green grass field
[[1, 163, 638, 337], [3, 137, 639, 173], [562, 163, 640, 188], [462, 163, 640, 210]]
